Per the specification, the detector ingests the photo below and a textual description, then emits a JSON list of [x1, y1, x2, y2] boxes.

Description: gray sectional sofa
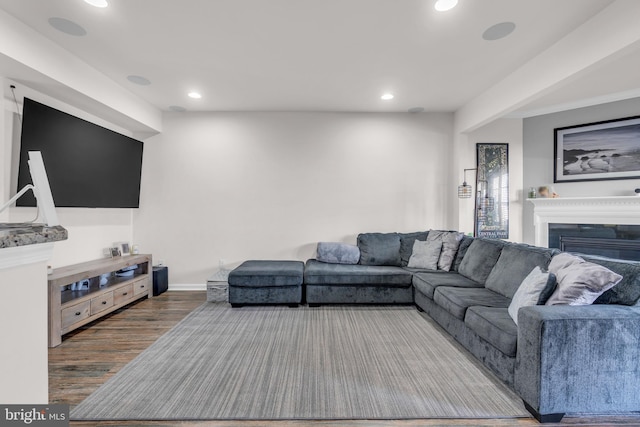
[[301, 231, 640, 422]]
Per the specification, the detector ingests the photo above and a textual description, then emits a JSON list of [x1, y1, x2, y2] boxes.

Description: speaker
[[153, 266, 168, 296]]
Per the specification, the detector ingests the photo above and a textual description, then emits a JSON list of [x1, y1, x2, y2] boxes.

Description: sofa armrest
[[514, 305, 640, 418]]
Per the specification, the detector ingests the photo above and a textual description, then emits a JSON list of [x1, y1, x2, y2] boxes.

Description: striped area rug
[[71, 304, 528, 420]]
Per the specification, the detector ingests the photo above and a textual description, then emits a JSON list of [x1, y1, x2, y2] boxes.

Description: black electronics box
[[153, 266, 168, 296]]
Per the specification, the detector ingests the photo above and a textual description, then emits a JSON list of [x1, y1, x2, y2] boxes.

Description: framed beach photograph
[[554, 116, 640, 183]]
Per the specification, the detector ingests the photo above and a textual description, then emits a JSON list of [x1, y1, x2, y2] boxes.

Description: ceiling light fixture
[[434, 0, 458, 12], [188, 92, 202, 99], [84, 0, 109, 7], [381, 93, 394, 101]]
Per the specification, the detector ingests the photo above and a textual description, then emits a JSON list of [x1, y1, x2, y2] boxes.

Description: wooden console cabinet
[[48, 254, 152, 347]]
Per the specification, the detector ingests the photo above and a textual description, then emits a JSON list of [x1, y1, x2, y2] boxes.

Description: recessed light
[[48, 17, 87, 36], [84, 0, 108, 7], [381, 93, 394, 101], [408, 107, 425, 113], [434, 0, 458, 12], [483, 22, 516, 41], [169, 105, 187, 112], [188, 92, 202, 99], [127, 75, 151, 86]]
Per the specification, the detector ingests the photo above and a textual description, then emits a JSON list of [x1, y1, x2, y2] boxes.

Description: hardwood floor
[[49, 291, 640, 427]]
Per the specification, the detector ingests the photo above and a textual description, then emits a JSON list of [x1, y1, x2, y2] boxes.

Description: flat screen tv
[[16, 98, 144, 208]]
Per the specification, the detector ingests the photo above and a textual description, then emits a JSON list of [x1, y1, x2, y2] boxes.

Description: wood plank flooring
[[49, 291, 640, 427]]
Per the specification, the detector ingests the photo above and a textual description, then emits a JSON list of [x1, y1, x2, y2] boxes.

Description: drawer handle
[[122, 292, 128, 296], [75, 312, 81, 316], [102, 301, 107, 305], [141, 285, 145, 288]]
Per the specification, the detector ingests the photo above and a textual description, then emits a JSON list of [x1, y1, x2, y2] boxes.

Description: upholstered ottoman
[[228, 260, 304, 308]]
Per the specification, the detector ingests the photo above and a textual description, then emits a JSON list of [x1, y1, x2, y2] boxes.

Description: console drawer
[[114, 284, 135, 305], [61, 301, 90, 330], [90, 291, 114, 315], [134, 277, 151, 296]]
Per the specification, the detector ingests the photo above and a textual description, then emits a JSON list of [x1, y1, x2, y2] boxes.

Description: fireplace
[[548, 224, 640, 261], [529, 196, 640, 257]]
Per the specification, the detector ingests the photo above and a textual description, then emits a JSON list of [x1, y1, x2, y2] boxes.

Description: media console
[[48, 254, 152, 347]]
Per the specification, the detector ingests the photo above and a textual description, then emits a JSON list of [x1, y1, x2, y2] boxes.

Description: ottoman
[[228, 260, 304, 308]]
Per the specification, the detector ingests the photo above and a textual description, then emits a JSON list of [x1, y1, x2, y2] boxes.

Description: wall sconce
[[458, 168, 476, 198]]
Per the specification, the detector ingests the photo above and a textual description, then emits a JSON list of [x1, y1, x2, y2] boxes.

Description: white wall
[[522, 97, 640, 243], [134, 112, 454, 285], [1, 83, 137, 267]]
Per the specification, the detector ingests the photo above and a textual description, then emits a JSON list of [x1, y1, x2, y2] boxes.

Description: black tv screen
[[17, 98, 144, 208]]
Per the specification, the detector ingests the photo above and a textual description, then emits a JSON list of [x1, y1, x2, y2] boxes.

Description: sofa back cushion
[[485, 244, 555, 299], [452, 235, 474, 272], [458, 239, 505, 284], [399, 231, 429, 267], [581, 255, 640, 306], [357, 232, 401, 266]]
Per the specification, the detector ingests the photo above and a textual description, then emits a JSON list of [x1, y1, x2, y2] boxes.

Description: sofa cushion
[[546, 253, 623, 306], [508, 267, 557, 325], [458, 239, 505, 284], [412, 271, 482, 299], [399, 231, 429, 267], [452, 235, 474, 272], [465, 306, 518, 357], [427, 230, 464, 271], [357, 233, 401, 266], [485, 244, 555, 299], [316, 242, 360, 265], [433, 286, 511, 320], [228, 260, 304, 288], [304, 259, 412, 286], [583, 255, 640, 306], [407, 240, 442, 270]]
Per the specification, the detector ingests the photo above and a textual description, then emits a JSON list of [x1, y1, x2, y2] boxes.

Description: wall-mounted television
[[16, 98, 144, 208]]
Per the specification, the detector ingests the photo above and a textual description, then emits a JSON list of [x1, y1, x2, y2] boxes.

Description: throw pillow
[[357, 233, 401, 266], [546, 253, 623, 306], [508, 267, 557, 325], [427, 230, 464, 271], [399, 231, 429, 266], [407, 240, 442, 270], [316, 242, 360, 265]]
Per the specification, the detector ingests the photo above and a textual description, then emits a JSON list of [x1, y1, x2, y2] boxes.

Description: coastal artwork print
[[554, 116, 640, 183]]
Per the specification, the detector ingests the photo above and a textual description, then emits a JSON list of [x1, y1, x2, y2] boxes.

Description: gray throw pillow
[[316, 242, 360, 265], [357, 233, 401, 266], [399, 231, 429, 266], [546, 253, 623, 306], [427, 230, 464, 271], [508, 267, 557, 325], [407, 240, 442, 270]]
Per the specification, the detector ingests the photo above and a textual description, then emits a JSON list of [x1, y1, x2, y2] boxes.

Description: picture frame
[[110, 247, 121, 258], [554, 116, 640, 183], [120, 242, 130, 256], [475, 143, 509, 239]]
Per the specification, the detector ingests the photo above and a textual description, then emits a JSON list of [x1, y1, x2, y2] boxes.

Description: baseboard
[[168, 283, 207, 291]]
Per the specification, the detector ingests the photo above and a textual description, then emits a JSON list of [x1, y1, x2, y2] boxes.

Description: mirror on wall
[[475, 143, 509, 239]]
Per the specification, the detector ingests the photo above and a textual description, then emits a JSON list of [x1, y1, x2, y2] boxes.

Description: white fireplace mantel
[[529, 196, 640, 247]]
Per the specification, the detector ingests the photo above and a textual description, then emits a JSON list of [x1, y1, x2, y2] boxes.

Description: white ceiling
[[1, 0, 637, 115]]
